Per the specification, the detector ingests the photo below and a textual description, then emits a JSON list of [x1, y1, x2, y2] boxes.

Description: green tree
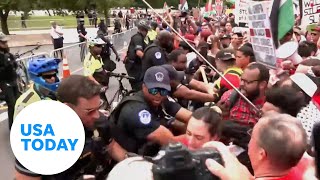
[[0, 0, 36, 34], [93, 0, 132, 20]]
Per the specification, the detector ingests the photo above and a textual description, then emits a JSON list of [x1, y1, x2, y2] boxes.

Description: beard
[[240, 87, 260, 102]]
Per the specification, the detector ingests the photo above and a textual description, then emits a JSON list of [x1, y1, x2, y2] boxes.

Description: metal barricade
[[15, 53, 50, 93], [49, 27, 138, 76]]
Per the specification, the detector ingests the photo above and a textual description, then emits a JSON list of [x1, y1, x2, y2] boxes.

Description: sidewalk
[[8, 26, 118, 47]]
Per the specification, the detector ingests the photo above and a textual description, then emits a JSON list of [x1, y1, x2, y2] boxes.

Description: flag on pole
[[180, 0, 189, 11], [164, 2, 169, 12], [205, 0, 213, 12], [270, 0, 295, 48]]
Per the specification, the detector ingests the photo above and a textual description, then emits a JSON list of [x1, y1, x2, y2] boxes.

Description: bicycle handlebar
[[107, 72, 135, 80], [16, 44, 42, 58]]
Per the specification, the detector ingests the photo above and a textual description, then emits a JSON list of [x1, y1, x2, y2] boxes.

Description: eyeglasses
[[82, 100, 104, 115], [41, 73, 57, 79], [148, 88, 169, 96], [241, 78, 259, 84], [95, 44, 102, 48]]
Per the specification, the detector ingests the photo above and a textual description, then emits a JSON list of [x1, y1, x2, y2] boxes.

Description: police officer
[[0, 33, 20, 130], [97, 30, 119, 72], [77, 18, 87, 62], [110, 66, 192, 156], [124, 20, 150, 91], [83, 36, 109, 86], [15, 75, 127, 180], [98, 17, 108, 35], [14, 58, 61, 120], [140, 30, 174, 84]]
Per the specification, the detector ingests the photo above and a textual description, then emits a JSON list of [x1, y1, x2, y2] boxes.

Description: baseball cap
[[216, 49, 236, 61], [220, 34, 231, 40], [143, 66, 171, 91], [161, 64, 185, 82], [0, 32, 9, 42], [290, 73, 317, 97]]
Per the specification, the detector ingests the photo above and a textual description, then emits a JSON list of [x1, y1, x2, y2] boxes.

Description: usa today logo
[[10, 100, 85, 175]]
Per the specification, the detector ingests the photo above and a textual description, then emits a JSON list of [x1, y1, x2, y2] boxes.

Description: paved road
[[0, 42, 131, 179]]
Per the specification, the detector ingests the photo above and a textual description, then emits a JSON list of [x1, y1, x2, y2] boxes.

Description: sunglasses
[[148, 88, 169, 96], [95, 45, 102, 47], [41, 73, 57, 79]]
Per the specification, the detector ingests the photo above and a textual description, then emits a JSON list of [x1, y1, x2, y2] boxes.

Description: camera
[[151, 142, 223, 180]]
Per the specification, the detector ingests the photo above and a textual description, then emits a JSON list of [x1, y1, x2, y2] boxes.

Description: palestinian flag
[[180, 0, 189, 11], [270, 0, 295, 48], [205, 0, 213, 12]]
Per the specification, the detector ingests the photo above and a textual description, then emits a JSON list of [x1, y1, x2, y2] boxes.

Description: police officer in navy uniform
[[77, 18, 87, 61], [140, 30, 174, 86], [15, 75, 127, 180], [0, 32, 19, 130], [124, 20, 150, 91], [110, 66, 192, 156]]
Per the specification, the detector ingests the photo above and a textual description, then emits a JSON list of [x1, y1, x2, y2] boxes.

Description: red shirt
[[256, 157, 311, 180], [220, 90, 265, 126]]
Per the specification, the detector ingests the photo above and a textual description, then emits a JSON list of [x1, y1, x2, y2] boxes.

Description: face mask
[[208, 43, 213, 49]]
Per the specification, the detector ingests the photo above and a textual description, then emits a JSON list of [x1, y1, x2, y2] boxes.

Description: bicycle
[[101, 72, 135, 112], [14, 44, 43, 93]]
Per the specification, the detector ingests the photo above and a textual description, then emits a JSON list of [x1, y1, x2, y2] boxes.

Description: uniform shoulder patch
[[155, 52, 161, 59], [138, 110, 151, 125]]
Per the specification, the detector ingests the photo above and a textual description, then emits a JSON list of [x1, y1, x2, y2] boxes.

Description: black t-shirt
[[98, 32, 113, 57], [127, 32, 146, 62], [15, 113, 113, 179], [77, 25, 87, 42], [141, 43, 168, 80], [114, 91, 180, 155], [0, 51, 17, 82]]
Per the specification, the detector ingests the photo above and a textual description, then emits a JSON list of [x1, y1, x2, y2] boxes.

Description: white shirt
[[50, 26, 63, 39]]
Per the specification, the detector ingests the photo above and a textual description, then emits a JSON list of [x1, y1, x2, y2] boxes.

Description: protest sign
[[215, 0, 223, 15], [301, 0, 320, 30], [248, 1, 277, 68], [235, 0, 249, 26]]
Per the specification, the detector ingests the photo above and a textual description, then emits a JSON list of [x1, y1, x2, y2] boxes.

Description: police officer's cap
[[144, 66, 171, 91], [161, 64, 185, 82]]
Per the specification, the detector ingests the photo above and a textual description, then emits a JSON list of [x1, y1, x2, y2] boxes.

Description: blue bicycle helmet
[[28, 58, 61, 92]]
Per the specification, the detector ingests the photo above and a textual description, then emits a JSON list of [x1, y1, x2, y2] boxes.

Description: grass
[[2, 15, 113, 31]]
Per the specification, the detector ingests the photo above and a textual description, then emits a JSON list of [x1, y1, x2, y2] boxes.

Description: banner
[[301, 0, 320, 29], [235, 0, 249, 26], [248, 1, 277, 68]]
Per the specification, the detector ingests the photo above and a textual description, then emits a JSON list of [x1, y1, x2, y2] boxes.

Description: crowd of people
[[1, 5, 320, 180]]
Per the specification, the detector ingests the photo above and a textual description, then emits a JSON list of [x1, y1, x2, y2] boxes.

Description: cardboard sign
[[248, 1, 277, 68], [235, 0, 249, 26], [301, 0, 320, 30]]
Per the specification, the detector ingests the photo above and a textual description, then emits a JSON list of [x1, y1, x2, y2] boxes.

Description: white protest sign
[[301, 0, 320, 30], [248, 1, 276, 68], [235, 0, 249, 26]]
